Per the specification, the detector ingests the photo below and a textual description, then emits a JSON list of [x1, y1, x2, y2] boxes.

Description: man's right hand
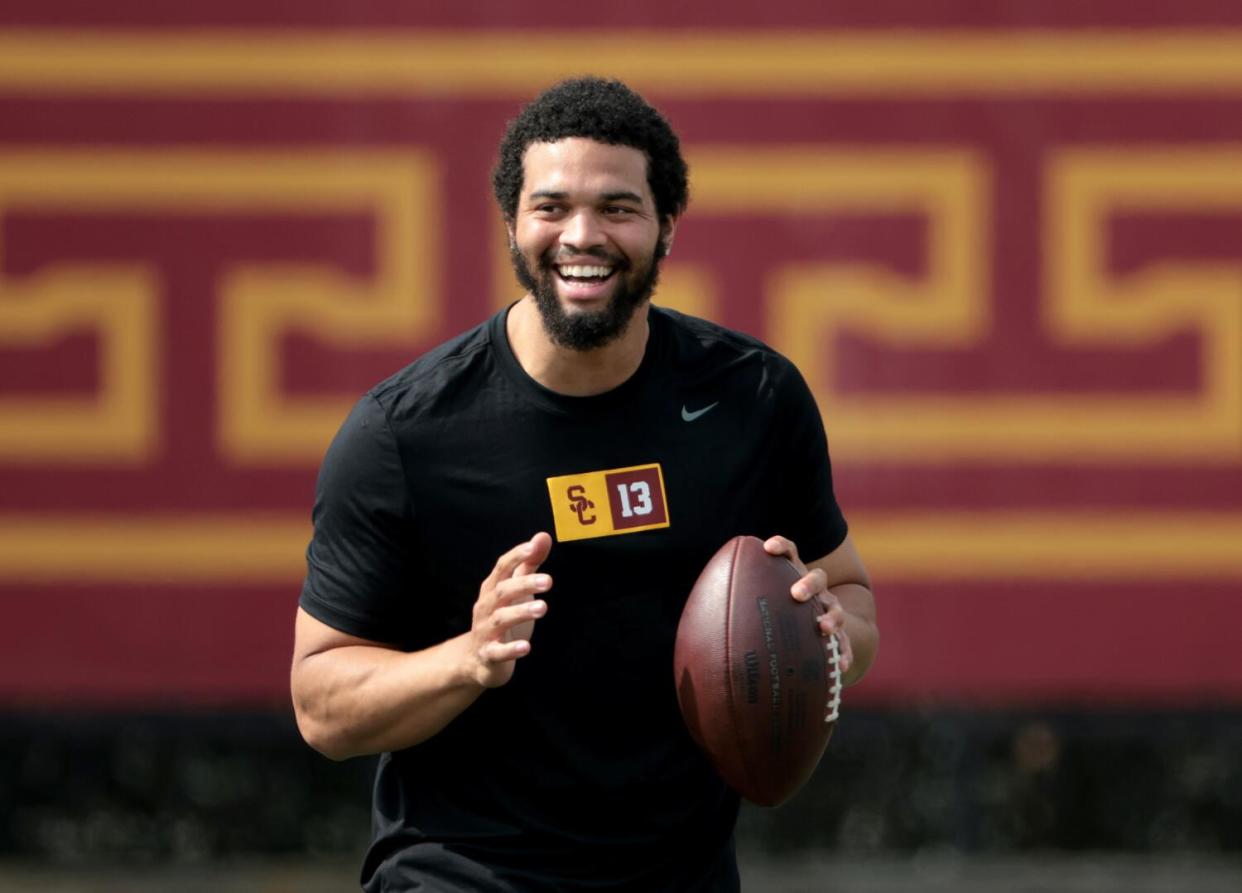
[[467, 532, 552, 688]]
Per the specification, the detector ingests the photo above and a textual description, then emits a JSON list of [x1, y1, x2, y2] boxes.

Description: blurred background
[[3, 2, 1242, 890]]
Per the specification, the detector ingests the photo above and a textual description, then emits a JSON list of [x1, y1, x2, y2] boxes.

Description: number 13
[[615, 481, 653, 518]]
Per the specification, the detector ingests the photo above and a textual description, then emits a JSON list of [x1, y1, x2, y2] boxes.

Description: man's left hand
[[763, 535, 854, 675]]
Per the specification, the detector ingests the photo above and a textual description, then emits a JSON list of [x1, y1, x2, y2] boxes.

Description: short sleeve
[[300, 394, 414, 644], [770, 359, 849, 562]]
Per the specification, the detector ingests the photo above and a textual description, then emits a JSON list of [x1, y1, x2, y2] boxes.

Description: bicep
[[293, 606, 396, 665], [289, 606, 414, 757]]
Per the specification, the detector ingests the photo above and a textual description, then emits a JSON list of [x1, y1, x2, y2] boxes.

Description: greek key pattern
[[2, 29, 1240, 587]]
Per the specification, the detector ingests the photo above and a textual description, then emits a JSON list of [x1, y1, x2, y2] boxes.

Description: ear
[[660, 216, 679, 257], [505, 219, 517, 250]]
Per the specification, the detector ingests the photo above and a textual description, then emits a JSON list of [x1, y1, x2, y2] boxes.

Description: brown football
[[674, 535, 842, 807]]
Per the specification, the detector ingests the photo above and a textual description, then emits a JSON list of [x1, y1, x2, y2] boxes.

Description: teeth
[[559, 264, 612, 279]]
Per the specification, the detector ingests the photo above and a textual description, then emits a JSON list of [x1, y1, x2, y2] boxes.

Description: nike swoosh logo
[[681, 402, 719, 422]]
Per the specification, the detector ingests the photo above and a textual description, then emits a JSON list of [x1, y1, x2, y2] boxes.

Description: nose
[[559, 209, 606, 252]]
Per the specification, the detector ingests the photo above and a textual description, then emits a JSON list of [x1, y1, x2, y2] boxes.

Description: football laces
[[825, 634, 843, 723]]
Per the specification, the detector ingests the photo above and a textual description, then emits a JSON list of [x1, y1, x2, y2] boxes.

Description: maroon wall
[[2, 2, 1241, 707]]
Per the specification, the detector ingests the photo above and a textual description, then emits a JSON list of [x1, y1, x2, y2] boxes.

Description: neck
[[506, 296, 650, 396]]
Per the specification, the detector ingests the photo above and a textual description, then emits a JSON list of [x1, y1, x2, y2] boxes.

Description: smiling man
[[292, 78, 878, 892], [508, 137, 669, 355]]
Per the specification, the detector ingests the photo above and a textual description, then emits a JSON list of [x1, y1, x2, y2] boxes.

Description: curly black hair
[[492, 77, 689, 224]]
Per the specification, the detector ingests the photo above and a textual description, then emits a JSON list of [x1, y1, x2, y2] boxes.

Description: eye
[[532, 203, 566, 218], [603, 205, 634, 216]]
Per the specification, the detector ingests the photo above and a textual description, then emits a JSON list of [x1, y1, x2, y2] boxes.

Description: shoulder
[[654, 304, 771, 357], [367, 312, 501, 426], [652, 305, 804, 396]]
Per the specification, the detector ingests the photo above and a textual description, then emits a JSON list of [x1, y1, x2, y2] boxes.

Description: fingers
[[479, 638, 531, 664], [471, 533, 554, 687], [763, 534, 799, 564], [485, 598, 547, 642], [487, 532, 551, 586], [492, 572, 552, 608], [489, 596, 547, 629], [815, 597, 853, 674], [790, 567, 827, 602], [515, 531, 553, 577], [771, 532, 846, 669], [766, 535, 814, 594], [814, 594, 846, 636], [470, 590, 547, 687]]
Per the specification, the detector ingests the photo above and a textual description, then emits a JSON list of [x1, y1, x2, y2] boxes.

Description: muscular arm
[[291, 533, 553, 760], [291, 610, 481, 760]]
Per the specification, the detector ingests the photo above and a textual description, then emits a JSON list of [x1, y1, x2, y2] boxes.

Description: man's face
[[509, 138, 673, 351]]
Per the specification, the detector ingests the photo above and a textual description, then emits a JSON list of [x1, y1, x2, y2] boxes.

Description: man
[[292, 77, 878, 892]]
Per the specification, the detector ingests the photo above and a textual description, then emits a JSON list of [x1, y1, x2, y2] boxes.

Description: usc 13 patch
[[546, 462, 670, 542]]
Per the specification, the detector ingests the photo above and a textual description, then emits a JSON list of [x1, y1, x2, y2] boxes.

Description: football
[[674, 535, 842, 807]]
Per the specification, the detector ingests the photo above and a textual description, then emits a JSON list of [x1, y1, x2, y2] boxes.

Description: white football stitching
[[825, 635, 843, 723]]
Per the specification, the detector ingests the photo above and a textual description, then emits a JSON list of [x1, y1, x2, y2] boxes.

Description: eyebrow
[[527, 190, 645, 204], [601, 191, 644, 204]]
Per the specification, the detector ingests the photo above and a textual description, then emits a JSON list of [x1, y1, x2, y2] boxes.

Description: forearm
[[292, 633, 483, 760]]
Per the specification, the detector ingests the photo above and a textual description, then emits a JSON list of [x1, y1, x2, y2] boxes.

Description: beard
[[509, 239, 664, 352]]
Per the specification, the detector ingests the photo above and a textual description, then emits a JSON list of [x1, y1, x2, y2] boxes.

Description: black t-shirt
[[301, 305, 848, 892]]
